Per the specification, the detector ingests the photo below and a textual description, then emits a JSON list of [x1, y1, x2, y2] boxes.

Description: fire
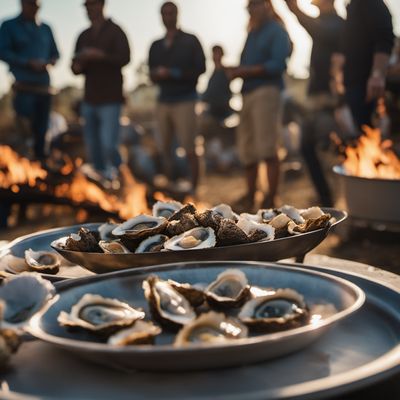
[[0, 145, 150, 220], [0, 145, 47, 189], [343, 127, 400, 179]]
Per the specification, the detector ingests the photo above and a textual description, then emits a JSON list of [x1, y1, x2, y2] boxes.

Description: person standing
[[331, 0, 394, 129], [285, 0, 344, 206], [149, 1, 206, 194], [228, 0, 291, 210], [72, 0, 130, 183], [0, 0, 59, 163]]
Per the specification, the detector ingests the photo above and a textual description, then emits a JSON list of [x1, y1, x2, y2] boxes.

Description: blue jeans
[[13, 91, 51, 160], [81, 102, 122, 173]]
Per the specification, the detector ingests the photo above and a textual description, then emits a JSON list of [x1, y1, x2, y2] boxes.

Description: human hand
[[28, 59, 47, 72], [366, 72, 386, 101]]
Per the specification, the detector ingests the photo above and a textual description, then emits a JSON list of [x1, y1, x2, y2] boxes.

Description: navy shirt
[[342, 0, 394, 88], [0, 14, 59, 86], [149, 30, 206, 103], [295, 12, 344, 95], [240, 19, 291, 94]]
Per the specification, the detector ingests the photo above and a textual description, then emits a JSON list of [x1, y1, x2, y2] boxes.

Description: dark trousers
[[345, 85, 376, 129], [13, 91, 52, 160], [301, 110, 335, 207]]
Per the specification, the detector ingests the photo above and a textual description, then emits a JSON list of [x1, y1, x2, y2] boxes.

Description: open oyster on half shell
[[98, 240, 131, 254], [238, 288, 309, 332], [58, 294, 145, 335], [205, 269, 250, 309], [135, 234, 169, 253], [174, 311, 248, 347], [24, 249, 60, 274], [152, 200, 184, 219], [112, 215, 168, 241], [143, 276, 196, 330], [164, 227, 216, 251], [107, 320, 162, 346]]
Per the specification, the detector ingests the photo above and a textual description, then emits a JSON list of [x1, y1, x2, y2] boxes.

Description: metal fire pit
[[333, 166, 400, 225]]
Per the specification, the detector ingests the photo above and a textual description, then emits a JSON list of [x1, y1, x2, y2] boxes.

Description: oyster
[[24, 249, 60, 274], [112, 215, 168, 241], [108, 320, 162, 346], [143, 276, 196, 330], [287, 214, 331, 235], [268, 213, 292, 238], [165, 213, 199, 237], [174, 312, 248, 347], [195, 209, 223, 231], [152, 200, 184, 219], [300, 206, 325, 220], [211, 204, 238, 221], [279, 205, 305, 224], [0, 273, 55, 328], [205, 269, 250, 309], [236, 217, 275, 242], [0, 301, 21, 368], [65, 227, 101, 252], [167, 279, 205, 307], [98, 240, 131, 254], [257, 208, 279, 222], [238, 288, 309, 332], [98, 222, 118, 241], [58, 294, 145, 335], [216, 219, 249, 246], [239, 212, 262, 223], [164, 227, 216, 251], [168, 203, 197, 222], [135, 234, 169, 253]]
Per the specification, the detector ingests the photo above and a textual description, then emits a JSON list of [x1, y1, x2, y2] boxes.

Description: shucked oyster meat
[[108, 320, 161, 346], [164, 227, 216, 251]]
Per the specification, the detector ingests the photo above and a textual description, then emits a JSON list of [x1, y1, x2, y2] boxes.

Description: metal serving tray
[[2, 261, 399, 400], [50, 208, 347, 274]]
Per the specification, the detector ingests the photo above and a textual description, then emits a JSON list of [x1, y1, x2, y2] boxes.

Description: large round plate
[[50, 208, 347, 274], [28, 261, 364, 371]]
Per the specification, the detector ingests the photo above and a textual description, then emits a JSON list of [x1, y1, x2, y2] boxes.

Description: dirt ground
[[1, 155, 399, 274]]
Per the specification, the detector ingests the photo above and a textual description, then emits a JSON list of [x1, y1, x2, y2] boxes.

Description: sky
[[0, 0, 399, 96]]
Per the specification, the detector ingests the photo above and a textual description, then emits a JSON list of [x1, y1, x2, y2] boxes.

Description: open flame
[[0, 145, 149, 219], [343, 127, 400, 179]]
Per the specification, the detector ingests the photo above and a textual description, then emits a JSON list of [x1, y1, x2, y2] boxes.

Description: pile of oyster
[[58, 269, 316, 347], [60, 201, 331, 254]]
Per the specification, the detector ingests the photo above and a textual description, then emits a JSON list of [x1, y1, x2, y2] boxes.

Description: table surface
[[1, 255, 400, 400]]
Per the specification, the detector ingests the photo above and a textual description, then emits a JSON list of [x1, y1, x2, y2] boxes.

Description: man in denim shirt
[[228, 0, 291, 210], [149, 1, 206, 194], [0, 0, 59, 162]]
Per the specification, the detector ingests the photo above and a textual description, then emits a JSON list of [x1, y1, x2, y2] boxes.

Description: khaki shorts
[[156, 100, 197, 153], [237, 85, 282, 166]]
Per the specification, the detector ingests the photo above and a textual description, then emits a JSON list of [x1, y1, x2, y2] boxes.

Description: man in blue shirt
[[0, 0, 59, 162], [228, 0, 291, 211], [149, 1, 206, 194]]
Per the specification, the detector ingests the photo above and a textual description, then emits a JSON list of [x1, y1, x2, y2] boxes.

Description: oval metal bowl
[[50, 208, 347, 274], [28, 261, 365, 372]]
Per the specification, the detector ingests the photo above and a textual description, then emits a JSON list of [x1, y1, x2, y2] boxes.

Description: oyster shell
[[108, 320, 162, 346], [112, 215, 168, 241], [0, 301, 21, 367], [279, 205, 305, 224], [174, 312, 248, 347], [98, 222, 118, 241], [195, 209, 223, 231], [287, 214, 331, 235], [65, 227, 101, 252], [300, 206, 325, 220], [98, 240, 131, 254], [268, 213, 292, 238], [58, 294, 145, 335], [216, 219, 249, 246], [24, 249, 60, 274], [165, 213, 199, 237], [135, 234, 169, 253], [167, 279, 205, 307], [205, 269, 250, 309], [257, 208, 280, 222], [236, 217, 275, 242], [238, 288, 309, 332], [143, 276, 196, 330], [168, 203, 197, 222], [239, 213, 262, 223], [152, 200, 184, 219], [0, 273, 55, 328], [211, 204, 238, 221], [164, 227, 216, 251]]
